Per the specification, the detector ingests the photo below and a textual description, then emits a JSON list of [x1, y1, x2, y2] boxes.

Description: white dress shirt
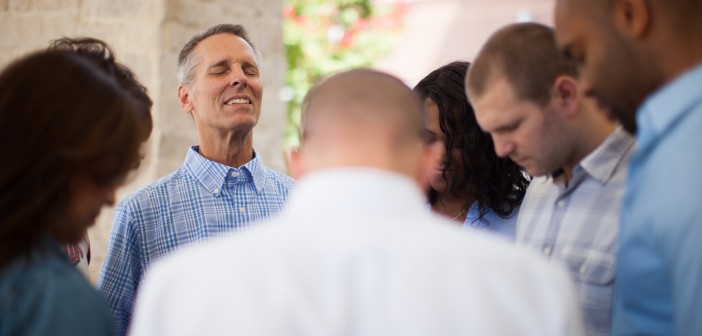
[[130, 168, 583, 336]]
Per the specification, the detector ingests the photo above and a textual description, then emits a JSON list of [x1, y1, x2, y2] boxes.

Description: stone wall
[[0, 0, 287, 282]]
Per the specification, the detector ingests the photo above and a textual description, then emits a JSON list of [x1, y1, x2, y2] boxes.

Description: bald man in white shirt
[[130, 69, 583, 336]]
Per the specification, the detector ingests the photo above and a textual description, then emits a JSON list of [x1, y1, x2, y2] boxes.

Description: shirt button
[[557, 200, 566, 208], [231, 171, 238, 177], [543, 247, 552, 256], [213, 188, 220, 194], [239, 207, 245, 214], [579, 265, 587, 274]]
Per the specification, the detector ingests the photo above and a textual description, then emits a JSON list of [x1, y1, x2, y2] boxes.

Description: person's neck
[[432, 190, 474, 223], [198, 131, 254, 168], [561, 114, 617, 184], [657, 28, 702, 86]]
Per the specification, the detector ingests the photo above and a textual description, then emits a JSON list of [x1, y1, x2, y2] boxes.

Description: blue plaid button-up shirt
[[516, 128, 635, 336], [97, 146, 294, 336]]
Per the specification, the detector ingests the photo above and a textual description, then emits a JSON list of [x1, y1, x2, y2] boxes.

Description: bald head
[[292, 69, 437, 181], [302, 69, 424, 143]]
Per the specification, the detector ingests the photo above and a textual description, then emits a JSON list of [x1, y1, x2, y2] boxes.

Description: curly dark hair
[[414, 61, 529, 222], [0, 51, 149, 268], [48, 37, 153, 139]]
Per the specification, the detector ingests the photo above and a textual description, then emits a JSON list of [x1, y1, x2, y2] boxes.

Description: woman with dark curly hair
[[414, 61, 529, 239], [0, 50, 151, 335], [47, 36, 153, 278]]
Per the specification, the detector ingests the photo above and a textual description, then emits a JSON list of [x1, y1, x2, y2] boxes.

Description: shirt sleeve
[[97, 200, 143, 336]]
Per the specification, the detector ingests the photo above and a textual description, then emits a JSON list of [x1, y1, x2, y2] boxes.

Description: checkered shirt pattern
[[516, 128, 635, 336], [96, 146, 294, 336]]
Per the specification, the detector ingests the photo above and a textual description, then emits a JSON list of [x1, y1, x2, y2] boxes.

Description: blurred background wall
[[0, 0, 554, 283], [0, 0, 287, 282], [374, 0, 554, 86]]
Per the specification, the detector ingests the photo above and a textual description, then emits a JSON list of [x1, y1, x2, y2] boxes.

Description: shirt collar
[[241, 149, 267, 193], [577, 127, 636, 185], [286, 168, 427, 217], [183, 146, 267, 195], [638, 63, 702, 149]]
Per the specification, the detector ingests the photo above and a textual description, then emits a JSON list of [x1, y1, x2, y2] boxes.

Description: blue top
[[463, 201, 519, 240], [613, 63, 702, 335], [516, 128, 634, 336], [97, 146, 294, 335], [0, 238, 114, 336]]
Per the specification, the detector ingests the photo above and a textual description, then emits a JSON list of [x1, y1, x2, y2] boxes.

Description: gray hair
[[177, 24, 258, 85]]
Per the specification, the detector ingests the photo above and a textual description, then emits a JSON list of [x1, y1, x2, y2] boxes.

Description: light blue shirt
[[97, 146, 294, 336], [517, 128, 635, 336], [613, 64, 702, 335], [463, 201, 519, 240], [0, 238, 114, 336]]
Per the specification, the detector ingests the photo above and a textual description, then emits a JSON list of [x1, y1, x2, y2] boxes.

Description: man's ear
[[554, 76, 579, 117], [416, 141, 443, 191], [287, 147, 305, 180], [612, 0, 652, 40], [178, 84, 193, 113]]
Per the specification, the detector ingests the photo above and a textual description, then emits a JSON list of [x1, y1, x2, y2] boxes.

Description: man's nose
[[229, 67, 248, 88]]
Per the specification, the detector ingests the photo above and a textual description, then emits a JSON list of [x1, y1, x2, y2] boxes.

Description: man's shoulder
[[263, 166, 295, 183], [260, 165, 295, 189], [118, 168, 190, 206], [144, 213, 572, 298]]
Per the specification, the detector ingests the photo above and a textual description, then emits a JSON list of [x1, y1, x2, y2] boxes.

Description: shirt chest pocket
[[559, 246, 616, 286]]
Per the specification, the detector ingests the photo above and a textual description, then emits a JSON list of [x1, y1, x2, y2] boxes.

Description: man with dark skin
[[555, 1, 702, 334]]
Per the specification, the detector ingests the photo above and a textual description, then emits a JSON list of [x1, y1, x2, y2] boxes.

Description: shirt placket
[[229, 168, 264, 225], [541, 183, 568, 258]]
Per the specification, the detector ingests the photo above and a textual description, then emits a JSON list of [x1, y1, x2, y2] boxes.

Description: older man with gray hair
[[97, 23, 294, 335]]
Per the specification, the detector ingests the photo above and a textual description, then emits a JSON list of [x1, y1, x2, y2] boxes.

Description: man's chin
[[524, 166, 549, 178], [428, 180, 446, 193], [512, 159, 535, 175]]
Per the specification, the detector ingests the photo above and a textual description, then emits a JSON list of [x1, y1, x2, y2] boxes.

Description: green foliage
[[283, 0, 404, 147]]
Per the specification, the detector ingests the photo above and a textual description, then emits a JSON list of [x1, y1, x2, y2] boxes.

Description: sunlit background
[[283, 0, 554, 147]]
